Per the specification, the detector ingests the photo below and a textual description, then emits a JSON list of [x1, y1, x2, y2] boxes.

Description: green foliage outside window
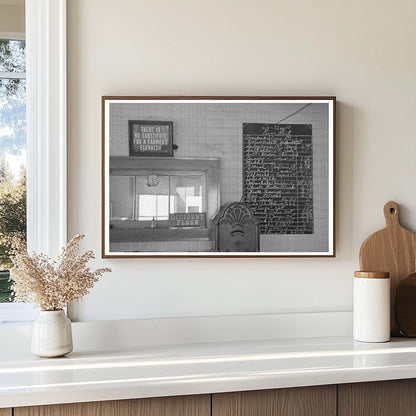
[[0, 163, 26, 302]]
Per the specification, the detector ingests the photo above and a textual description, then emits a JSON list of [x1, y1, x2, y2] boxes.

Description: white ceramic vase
[[31, 310, 73, 357]]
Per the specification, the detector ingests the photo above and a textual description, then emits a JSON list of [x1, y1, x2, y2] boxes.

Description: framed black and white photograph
[[102, 96, 336, 258]]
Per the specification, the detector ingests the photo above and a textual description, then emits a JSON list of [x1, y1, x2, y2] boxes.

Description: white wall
[[0, 3, 24, 33], [67, 0, 416, 322]]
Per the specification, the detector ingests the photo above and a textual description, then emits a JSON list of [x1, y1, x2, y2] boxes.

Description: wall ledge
[[0, 311, 352, 353]]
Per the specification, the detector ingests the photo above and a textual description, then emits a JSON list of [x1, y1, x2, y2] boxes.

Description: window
[[0, 36, 26, 305], [108, 157, 220, 251], [0, 0, 67, 323], [110, 174, 205, 227]]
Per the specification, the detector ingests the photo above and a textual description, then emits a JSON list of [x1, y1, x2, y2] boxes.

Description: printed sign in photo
[[169, 213, 207, 228], [129, 120, 173, 156]]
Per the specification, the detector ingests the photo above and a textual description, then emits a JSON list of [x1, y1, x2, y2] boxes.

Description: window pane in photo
[[109, 176, 134, 220], [156, 195, 169, 220], [137, 195, 156, 220], [135, 175, 169, 221], [170, 175, 204, 214]]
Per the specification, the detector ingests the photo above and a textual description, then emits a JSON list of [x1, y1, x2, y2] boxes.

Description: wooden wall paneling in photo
[[338, 380, 416, 416], [359, 201, 416, 335], [0, 409, 12, 416], [212, 386, 336, 416], [14, 395, 210, 416]]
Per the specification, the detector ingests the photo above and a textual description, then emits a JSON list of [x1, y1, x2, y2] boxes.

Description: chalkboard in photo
[[243, 123, 313, 235], [129, 120, 173, 156]]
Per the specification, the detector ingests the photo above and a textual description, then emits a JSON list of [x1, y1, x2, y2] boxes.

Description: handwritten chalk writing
[[242, 123, 313, 235]]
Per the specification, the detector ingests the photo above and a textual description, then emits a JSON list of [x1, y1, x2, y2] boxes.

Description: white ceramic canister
[[353, 271, 390, 343]]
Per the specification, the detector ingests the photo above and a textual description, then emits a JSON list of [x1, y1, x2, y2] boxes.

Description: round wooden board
[[395, 272, 416, 337]]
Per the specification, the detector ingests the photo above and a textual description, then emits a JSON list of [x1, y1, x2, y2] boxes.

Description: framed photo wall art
[[102, 96, 336, 258]]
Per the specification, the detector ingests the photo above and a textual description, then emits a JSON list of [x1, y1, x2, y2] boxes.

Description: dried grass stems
[[10, 234, 111, 311]]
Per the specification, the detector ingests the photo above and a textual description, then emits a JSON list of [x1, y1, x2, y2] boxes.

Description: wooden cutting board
[[359, 201, 416, 336]]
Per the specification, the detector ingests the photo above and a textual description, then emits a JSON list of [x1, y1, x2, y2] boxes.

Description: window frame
[[0, 0, 67, 323], [26, 0, 67, 257], [110, 172, 207, 223], [108, 157, 219, 246]]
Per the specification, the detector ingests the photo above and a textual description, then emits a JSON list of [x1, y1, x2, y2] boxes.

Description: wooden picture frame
[[102, 96, 336, 258]]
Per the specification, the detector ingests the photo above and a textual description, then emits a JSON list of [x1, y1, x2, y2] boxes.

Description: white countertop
[[2, 336, 416, 409]]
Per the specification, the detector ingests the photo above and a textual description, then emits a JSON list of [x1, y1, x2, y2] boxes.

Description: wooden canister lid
[[354, 271, 389, 279]]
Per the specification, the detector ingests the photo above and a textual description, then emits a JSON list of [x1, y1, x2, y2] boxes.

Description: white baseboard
[[0, 311, 352, 353]]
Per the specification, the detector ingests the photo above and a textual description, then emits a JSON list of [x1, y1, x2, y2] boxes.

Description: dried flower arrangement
[[10, 234, 111, 311]]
